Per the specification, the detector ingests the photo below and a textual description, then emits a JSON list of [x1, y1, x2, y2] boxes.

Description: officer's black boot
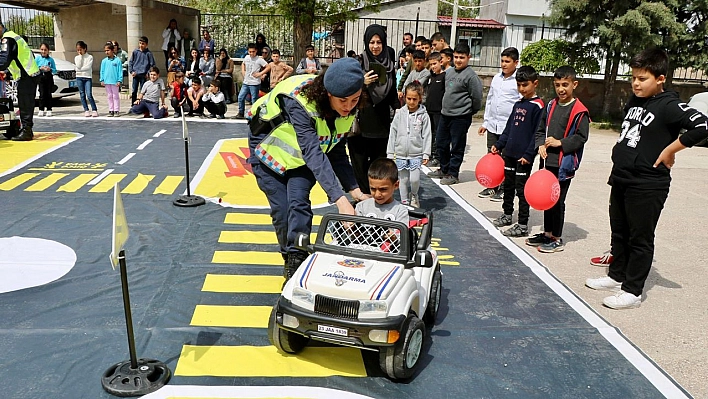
[[283, 250, 309, 285], [11, 127, 33, 141]]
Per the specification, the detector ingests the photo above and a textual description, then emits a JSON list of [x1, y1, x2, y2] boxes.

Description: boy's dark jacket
[[494, 96, 544, 162], [535, 98, 590, 181], [610, 90, 708, 188], [425, 71, 445, 113]]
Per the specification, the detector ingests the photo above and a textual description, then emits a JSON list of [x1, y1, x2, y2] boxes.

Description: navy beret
[[324, 57, 364, 98]]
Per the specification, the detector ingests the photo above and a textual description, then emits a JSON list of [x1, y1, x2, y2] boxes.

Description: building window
[[458, 29, 482, 60], [524, 26, 535, 42]]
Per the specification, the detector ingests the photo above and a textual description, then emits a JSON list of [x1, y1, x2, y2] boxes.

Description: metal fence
[[0, 6, 54, 49]]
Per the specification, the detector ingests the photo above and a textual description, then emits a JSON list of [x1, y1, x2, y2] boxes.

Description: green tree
[[548, 0, 684, 117], [4, 15, 28, 36], [27, 14, 53, 37], [438, 0, 480, 19], [521, 39, 600, 75]]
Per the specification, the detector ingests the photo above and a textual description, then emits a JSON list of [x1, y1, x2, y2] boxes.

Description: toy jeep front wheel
[[268, 307, 309, 354], [423, 267, 442, 326], [379, 315, 425, 380]]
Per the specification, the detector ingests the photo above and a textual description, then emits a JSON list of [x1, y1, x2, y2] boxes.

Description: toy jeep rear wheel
[[423, 266, 442, 326], [268, 307, 309, 354], [379, 315, 425, 380]]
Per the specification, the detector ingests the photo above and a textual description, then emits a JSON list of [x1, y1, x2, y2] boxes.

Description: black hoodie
[[609, 91, 708, 188]]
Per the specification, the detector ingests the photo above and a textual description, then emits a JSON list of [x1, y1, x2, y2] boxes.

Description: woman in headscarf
[[350, 24, 399, 193], [255, 33, 269, 54]]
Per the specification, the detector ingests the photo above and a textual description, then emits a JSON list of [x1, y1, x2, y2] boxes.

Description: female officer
[[248, 57, 367, 281]]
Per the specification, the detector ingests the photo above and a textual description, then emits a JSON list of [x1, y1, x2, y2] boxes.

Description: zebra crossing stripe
[[121, 173, 155, 194], [224, 213, 323, 226], [57, 174, 99, 192], [153, 175, 183, 194], [211, 251, 283, 265], [218, 231, 317, 245], [174, 345, 366, 377], [88, 174, 127, 193], [0, 173, 39, 190], [25, 173, 69, 191], [202, 274, 283, 294], [190, 305, 272, 328]]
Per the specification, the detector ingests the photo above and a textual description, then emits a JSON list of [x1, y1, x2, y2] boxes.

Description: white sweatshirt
[[75, 53, 93, 79]]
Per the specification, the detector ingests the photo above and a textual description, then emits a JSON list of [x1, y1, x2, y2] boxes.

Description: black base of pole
[[102, 358, 171, 397], [173, 195, 206, 207]]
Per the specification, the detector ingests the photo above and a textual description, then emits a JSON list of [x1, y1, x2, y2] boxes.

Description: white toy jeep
[[268, 210, 442, 380]]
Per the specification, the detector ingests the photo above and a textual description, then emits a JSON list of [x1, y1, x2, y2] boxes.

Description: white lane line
[[87, 169, 114, 186], [116, 153, 136, 165], [153, 129, 167, 138], [137, 139, 153, 150], [426, 167, 690, 399]]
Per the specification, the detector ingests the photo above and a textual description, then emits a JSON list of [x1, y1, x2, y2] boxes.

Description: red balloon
[[525, 169, 561, 211], [475, 153, 505, 188]]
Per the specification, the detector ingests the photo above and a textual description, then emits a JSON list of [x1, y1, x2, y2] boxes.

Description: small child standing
[[526, 65, 590, 252], [268, 49, 293, 89], [129, 66, 167, 119], [100, 42, 123, 117], [356, 158, 410, 225], [425, 52, 445, 167], [296, 45, 321, 75], [489, 66, 544, 237], [387, 82, 431, 208], [75, 40, 98, 117], [170, 71, 188, 118], [34, 43, 56, 117], [585, 48, 708, 310], [128, 36, 156, 104], [236, 43, 269, 119], [202, 79, 226, 119]]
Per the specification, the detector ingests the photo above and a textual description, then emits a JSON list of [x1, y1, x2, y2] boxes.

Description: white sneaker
[[45, 110, 52, 117], [410, 194, 420, 208], [38, 110, 45, 117], [92, 110, 99, 117], [84, 111, 90, 117], [585, 276, 622, 292], [603, 290, 641, 309]]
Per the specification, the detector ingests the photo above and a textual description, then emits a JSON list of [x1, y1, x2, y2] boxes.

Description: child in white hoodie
[[387, 82, 432, 208]]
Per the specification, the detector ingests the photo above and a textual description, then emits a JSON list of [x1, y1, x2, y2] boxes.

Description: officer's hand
[[335, 196, 356, 216]]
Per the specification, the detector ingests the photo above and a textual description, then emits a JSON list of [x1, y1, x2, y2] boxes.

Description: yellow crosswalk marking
[[122, 173, 155, 194], [212, 251, 283, 265], [88, 174, 127, 193], [224, 213, 323, 226], [57, 174, 98, 192], [174, 345, 366, 377], [218, 231, 317, 245], [0, 173, 39, 190], [154, 175, 184, 195], [25, 172, 69, 191], [202, 274, 283, 293], [190, 305, 271, 328]]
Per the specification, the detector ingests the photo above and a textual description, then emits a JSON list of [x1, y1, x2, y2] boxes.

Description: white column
[[125, 0, 142, 94]]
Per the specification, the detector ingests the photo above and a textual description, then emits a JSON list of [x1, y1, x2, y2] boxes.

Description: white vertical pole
[[451, 0, 459, 45]]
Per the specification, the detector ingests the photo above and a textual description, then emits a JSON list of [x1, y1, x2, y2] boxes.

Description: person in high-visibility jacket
[[0, 19, 39, 141], [248, 57, 368, 281]]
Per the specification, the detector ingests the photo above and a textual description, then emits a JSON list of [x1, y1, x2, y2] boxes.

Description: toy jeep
[[0, 98, 20, 139], [268, 210, 442, 380]]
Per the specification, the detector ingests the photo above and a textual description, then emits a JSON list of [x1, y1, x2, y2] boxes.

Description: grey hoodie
[[387, 104, 432, 160]]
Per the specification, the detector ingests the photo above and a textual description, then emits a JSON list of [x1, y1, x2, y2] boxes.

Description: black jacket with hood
[[609, 91, 708, 189]]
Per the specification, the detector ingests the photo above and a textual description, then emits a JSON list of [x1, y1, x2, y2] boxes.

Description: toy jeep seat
[[0, 98, 20, 139]]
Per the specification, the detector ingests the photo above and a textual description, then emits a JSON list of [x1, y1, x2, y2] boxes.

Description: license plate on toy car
[[318, 325, 348, 336], [0, 121, 10, 127]]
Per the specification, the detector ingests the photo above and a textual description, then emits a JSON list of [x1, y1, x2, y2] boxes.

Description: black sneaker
[[428, 158, 440, 167], [525, 233, 552, 247], [235, 113, 246, 119], [503, 223, 528, 237], [216, 115, 225, 119], [492, 214, 512, 227], [478, 188, 495, 198], [427, 168, 445, 178], [490, 190, 504, 202]]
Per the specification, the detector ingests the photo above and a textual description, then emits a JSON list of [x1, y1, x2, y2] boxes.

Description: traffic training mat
[[0, 119, 690, 398]]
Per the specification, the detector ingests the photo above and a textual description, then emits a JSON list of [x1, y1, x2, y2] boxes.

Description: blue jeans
[[77, 77, 97, 111], [131, 74, 147, 103], [130, 100, 166, 119], [238, 84, 260, 115], [436, 113, 473, 178]]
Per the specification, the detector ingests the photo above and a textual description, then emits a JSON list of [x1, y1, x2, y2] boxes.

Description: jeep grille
[[314, 295, 359, 319], [57, 70, 76, 80]]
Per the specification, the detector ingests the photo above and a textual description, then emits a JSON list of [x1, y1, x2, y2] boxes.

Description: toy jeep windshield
[[268, 210, 442, 380]]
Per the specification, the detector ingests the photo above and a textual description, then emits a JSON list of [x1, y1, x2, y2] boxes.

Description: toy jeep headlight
[[358, 300, 388, 318], [292, 287, 315, 310]]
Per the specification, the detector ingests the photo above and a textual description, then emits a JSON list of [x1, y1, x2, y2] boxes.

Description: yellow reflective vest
[[249, 75, 355, 175], [1, 30, 39, 79]]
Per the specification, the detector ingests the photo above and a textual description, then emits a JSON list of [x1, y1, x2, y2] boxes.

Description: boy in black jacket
[[490, 66, 544, 237], [586, 48, 708, 310], [526, 66, 589, 252], [425, 52, 445, 167]]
